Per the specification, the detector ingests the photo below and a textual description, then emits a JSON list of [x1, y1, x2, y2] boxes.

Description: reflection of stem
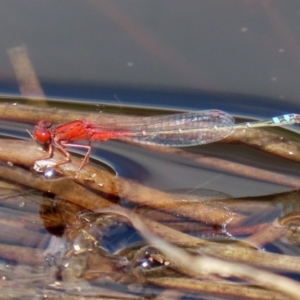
[[0, 139, 246, 227], [0, 163, 206, 247], [244, 219, 288, 248], [134, 142, 300, 188], [107, 207, 300, 299], [148, 277, 292, 299], [235, 191, 300, 247], [0, 244, 45, 265], [7, 45, 45, 100]]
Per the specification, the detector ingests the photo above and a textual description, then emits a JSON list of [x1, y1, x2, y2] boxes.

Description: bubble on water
[[44, 168, 55, 178], [45, 254, 56, 267], [19, 202, 25, 208]]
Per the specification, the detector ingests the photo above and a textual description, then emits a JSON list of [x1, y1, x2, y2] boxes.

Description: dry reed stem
[[0, 102, 141, 124], [0, 289, 38, 299], [206, 196, 280, 215], [0, 244, 45, 265], [126, 212, 300, 299], [2, 164, 296, 273], [1, 101, 300, 162], [0, 102, 300, 189], [157, 289, 185, 300], [245, 219, 288, 247], [0, 206, 42, 231], [228, 190, 300, 222], [0, 135, 299, 263], [159, 221, 212, 233], [148, 277, 287, 300], [0, 222, 48, 249], [279, 211, 300, 226], [0, 139, 246, 226], [0, 287, 140, 300], [227, 222, 270, 236], [0, 187, 42, 213], [0, 164, 206, 247], [97, 206, 300, 273], [82, 176, 244, 226], [7, 45, 45, 99], [224, 127, 300, 162], [199, 242, 300, 273]]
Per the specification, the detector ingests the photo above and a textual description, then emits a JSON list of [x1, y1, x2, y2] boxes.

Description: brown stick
[[0, 139, 247, 227], [148, 277, 287, 300], [7, 45, 45, 99]]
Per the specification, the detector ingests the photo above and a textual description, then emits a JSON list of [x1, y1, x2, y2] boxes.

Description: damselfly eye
[[34, 120, 52, 143]]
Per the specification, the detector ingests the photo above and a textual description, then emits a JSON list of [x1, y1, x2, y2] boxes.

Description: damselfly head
[[34, 120, 52, 143]]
